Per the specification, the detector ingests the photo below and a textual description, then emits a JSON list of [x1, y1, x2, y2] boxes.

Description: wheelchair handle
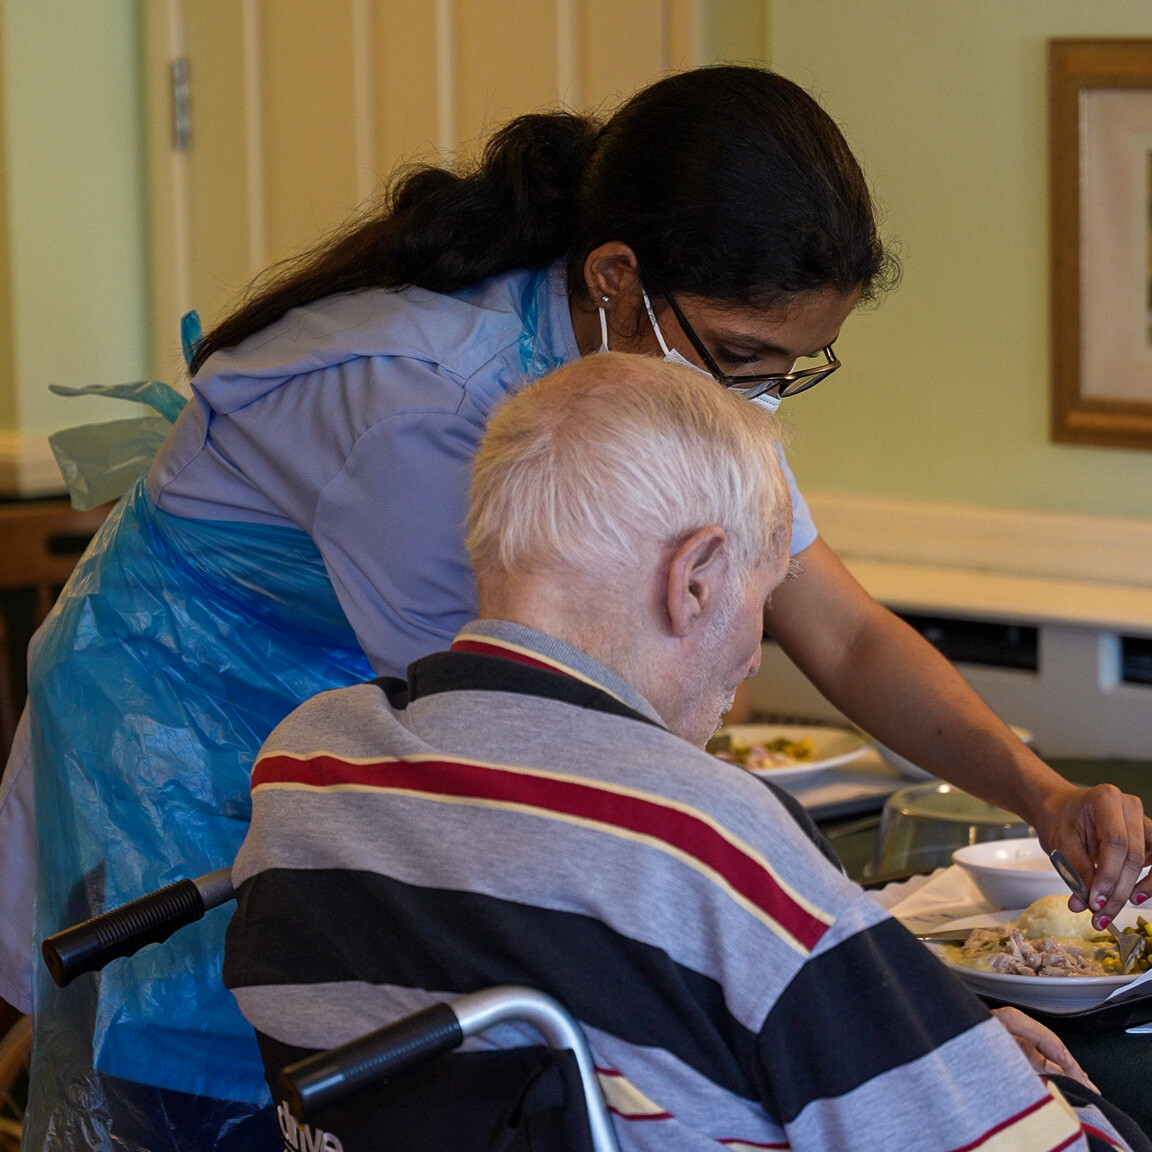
[[282, 986, 621, 1152], [41, 868, 235, 987], [282, 1001, 464, 1118]]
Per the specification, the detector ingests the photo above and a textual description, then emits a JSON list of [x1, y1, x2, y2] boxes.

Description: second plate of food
[[709, 723, 870, 782]]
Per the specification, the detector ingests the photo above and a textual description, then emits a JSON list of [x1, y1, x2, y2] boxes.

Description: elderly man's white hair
[[467, 352, 791, 582]]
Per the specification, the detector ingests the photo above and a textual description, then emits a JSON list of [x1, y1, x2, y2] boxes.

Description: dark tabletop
[[817, 758, 1152, 1139]]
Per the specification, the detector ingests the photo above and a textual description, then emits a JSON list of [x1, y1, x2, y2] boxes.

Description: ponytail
[[193, 67, 896, 374], [191, 112, 600, 373]]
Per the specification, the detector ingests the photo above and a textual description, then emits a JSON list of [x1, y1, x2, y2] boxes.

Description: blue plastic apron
[[23, 277, 556, 1150], [24, 481, 374, 1145]]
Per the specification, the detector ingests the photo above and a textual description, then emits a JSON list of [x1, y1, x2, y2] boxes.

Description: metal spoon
[[1049, 849, 1145, 974]]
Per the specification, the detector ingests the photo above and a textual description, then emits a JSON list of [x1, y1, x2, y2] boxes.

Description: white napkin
[[871, 864, 997, 934]]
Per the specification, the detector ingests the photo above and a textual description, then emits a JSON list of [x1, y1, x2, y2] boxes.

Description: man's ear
[[666, 526, 729, 638]]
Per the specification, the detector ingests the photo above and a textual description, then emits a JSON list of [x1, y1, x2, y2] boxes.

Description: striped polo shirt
[[223, 619, 1133, 1152]]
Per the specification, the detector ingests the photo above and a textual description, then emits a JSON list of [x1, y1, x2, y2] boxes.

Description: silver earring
[[600, 295, 610, 304]]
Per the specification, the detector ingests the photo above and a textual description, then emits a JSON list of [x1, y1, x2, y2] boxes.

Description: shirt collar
[[449, 619, 665, 726], [539, 261, 581, 366]]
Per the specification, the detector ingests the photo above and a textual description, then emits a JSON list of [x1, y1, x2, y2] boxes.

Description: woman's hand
[[1029, 779, 1152, 929], [992, 1007, 1098, 1091]]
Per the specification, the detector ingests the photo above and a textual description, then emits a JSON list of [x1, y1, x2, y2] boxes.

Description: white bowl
[[874, 726, 1034, 782], [951, 837, 1068, 909]]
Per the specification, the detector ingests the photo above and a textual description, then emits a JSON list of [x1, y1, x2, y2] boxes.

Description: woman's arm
[[764, 538, 1152, 921]]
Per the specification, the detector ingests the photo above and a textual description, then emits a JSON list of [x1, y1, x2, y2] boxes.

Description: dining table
[[813, 755, 1152, 1139]]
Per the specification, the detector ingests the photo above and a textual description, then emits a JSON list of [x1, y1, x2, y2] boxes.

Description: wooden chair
[[0, 501, 111, 762], [0, 1014, 30, 1152]]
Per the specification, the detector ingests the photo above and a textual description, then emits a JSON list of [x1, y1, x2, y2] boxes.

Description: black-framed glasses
[[661, 291, 841, 402]]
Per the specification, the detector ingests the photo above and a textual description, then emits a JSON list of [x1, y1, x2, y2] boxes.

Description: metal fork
[[915, 927, 985, 945], [1049, 849, 1146, 974]]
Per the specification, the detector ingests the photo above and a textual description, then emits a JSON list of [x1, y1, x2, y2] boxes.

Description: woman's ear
[[583, 242, 641, 304], [665, 526, 728, 638]]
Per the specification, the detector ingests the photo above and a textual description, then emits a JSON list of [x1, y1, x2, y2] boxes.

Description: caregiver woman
[[6, 64, 1150, 1148]]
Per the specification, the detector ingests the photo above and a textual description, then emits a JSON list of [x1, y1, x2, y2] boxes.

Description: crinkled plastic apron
[[23, 277, 557, 1150], [25, 486, 373, 1144]]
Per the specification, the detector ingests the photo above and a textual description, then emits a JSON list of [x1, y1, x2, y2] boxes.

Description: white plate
[[927, 909, 1152, 1015], [713, 724, 870, 783]]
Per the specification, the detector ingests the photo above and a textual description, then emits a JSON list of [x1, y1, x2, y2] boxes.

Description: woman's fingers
[[1084, 789, 1150, 926], [1041, 784, 1150, 927]]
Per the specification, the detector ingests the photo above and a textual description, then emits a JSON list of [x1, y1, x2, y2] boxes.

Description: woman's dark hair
[[191, 66, 896, 373]]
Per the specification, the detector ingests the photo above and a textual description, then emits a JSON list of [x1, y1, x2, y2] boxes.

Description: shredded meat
[[961, 928, 1108, 976]]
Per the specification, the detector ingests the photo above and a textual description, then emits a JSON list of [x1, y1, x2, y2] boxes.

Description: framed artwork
[[1051, 39, 1152, 449]]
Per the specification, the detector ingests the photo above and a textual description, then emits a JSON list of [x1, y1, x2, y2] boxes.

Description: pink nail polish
[[1098, 916, 1111, 929], [1094, 896, 1106, 909], [1135, 894, 1148, 905]]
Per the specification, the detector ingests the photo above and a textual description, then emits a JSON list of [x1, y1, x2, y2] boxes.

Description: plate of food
[[926, 895, 1152, 1014], [708, 723, 870, 782]]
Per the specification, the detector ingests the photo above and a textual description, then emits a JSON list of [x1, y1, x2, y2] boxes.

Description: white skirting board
[[805, 491, 1152, 590], [754, 491, 1152, 760], [747, 628, 1152, 761]]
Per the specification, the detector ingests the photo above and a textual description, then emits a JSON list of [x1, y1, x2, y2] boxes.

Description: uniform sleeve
[[777, 444, 817, 556], [310, 409, 483, 678], [756, 917, 1134, 1151]]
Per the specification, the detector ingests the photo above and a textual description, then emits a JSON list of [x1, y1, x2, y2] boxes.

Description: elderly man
[[223, 354, 1141, 1152]]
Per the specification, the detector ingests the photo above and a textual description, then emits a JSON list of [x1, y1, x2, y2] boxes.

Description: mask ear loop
[[641, 292, 674, 357]]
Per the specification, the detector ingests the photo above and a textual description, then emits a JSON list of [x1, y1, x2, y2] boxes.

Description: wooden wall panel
[[182, 1, 252, 328], [373, 0, 442, 181], [146, 0, 715, 376], [582, 0, 666, 113], [454, 0, 559, 152], [260, 0, 362, 261]]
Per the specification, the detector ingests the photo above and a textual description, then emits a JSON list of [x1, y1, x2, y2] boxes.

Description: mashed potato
[[1016, 895, 1103, 942]]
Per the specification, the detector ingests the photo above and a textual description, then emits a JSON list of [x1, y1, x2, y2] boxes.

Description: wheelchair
[[42, 871, 621, 1152]]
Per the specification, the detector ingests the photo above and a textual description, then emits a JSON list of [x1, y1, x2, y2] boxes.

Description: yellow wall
[[769, 0, 1152, 520], [701, 0, 766, 63], [0, 0, 151, 437], [0, 0, 763, 457], [11, 0, 1152, 525]]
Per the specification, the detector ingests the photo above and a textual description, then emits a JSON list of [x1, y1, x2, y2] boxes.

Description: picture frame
[[1051, 39, 1152, 450]]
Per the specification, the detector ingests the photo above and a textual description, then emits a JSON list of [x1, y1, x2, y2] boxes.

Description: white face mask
[[742, 391, 783, 414], [597, 295, 783, 413]]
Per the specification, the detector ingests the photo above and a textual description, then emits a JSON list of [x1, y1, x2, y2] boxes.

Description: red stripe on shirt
[[1079, 1124, 1125, 1151], [717, 1140, 791, 1149], [450, 637, 562, 675], [943, 1093, 1055, 1152], [253, 752, 830, 950]]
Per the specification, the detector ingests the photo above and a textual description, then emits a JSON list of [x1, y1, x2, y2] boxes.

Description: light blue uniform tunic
[[150, 262, 818, 677]]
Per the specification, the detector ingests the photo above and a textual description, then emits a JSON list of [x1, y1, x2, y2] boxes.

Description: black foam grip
[[41, 878, 206, 987], [282, 1002, 464, 1120]]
